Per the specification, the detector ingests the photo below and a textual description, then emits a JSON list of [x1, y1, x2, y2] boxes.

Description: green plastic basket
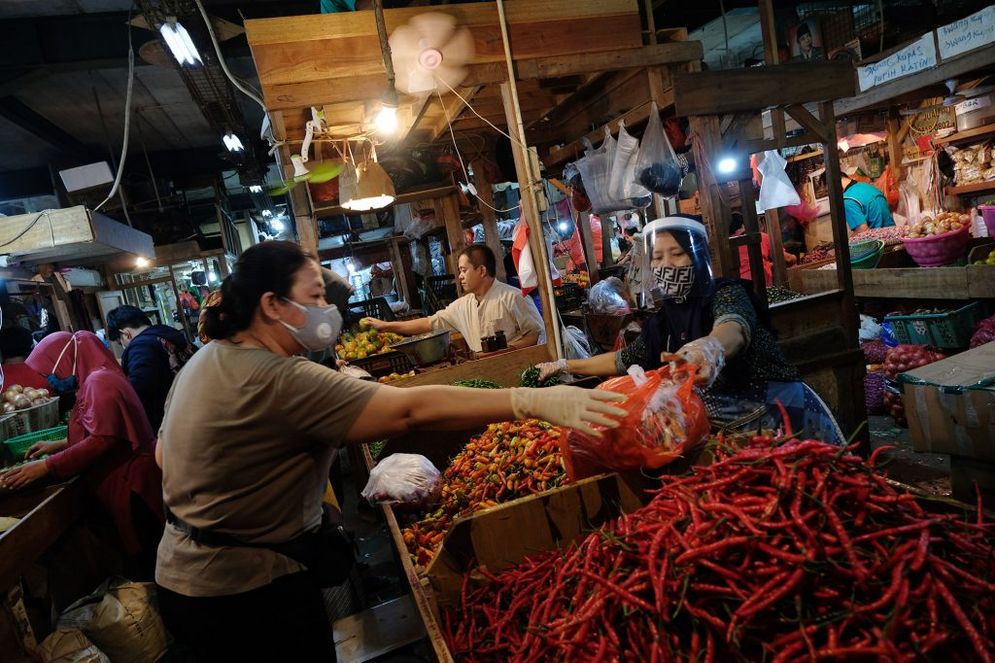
[[3, 425, 67, 460], [850, 240, 884, 270], [884, 302, 983, 349]]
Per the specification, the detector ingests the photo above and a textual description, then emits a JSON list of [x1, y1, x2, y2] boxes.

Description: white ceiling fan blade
[[409, 12, 458, 50], [960, 85, 995, 98], [397, 61, 438, 94], [440, 25, 475, 65], [389, 24, 423, 65]]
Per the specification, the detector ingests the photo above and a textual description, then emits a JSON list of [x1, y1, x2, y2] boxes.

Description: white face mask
[[279, 299, 343, 352]]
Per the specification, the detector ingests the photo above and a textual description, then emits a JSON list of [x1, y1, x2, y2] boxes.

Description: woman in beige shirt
[[155, 240, 624, 662]]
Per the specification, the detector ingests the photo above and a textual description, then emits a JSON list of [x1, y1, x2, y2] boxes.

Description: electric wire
[[94, 16, 135, 213], [193, 0, 267, 112]]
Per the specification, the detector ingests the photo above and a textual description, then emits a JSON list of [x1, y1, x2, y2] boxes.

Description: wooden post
[[689, 115, 734, 278], [599, 215, 614, 268], [738, 176, 768, 301], [471, 158, 506, 282], [439, 194, 466, 293], [500, 81, 560, 358], [886, 109, 904, 182], [819, 101, 859, 341], [387, 237, 412, 307], [757, 0, 786, 144], [575, 211, 599, 282], [765, 209, 788, 287]]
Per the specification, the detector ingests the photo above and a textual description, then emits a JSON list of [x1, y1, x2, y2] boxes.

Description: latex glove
[[674, 336, 726, 387], [511, 385, 627, 437], [536, 359, 568, 383]]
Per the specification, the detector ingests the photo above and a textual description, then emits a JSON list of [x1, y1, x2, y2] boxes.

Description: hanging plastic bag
[[632, 102, 684, 197], [558, 365, 710, 480], [562, 325, 592, 360], [574, 129, 633, 213], [609, 120, 650, 203], [361, 453, 442, 508], [757, 150, 801, 211], [588, 276, 632, 315]]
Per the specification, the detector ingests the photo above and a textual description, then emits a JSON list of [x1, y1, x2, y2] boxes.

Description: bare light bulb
[[375, 104, 399, 135], [135, 256, 151, 269], [717, 157, 737, 175]]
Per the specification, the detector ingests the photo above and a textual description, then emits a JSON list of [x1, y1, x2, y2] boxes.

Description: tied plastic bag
[[361, 453, 442, 508], [57, 579, 167, 663], [632, 102, 684, 197], [558, 365, 709, 480], [562, 325, 592, 360], [757, 150, 801, 211], [588, 277, 632, 315]]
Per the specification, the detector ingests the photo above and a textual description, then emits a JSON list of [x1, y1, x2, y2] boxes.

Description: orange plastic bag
[[558, 366, 710, 480]]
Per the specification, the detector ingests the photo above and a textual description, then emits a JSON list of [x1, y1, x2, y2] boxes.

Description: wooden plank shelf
[[946, 181, 995, 196], [933, 123, 995, 147], [791, 265, 995, 299]]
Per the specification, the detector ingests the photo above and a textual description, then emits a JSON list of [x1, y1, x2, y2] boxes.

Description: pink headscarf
[[26, 331, 121, 383], [27, 331, 154, 450]]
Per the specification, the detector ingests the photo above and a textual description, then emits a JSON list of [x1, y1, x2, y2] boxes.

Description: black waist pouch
[[167, 503, 355, 588]]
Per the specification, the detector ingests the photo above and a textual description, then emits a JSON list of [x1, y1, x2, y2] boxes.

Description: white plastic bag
[[562, 325, 592, 360], [758, 150, 801, 211], [609, 120, 650, 202], [361, 453, 441, 507], [588, 277, 632, 315], [575, 128, 638, 213], [632, 102, 683, 197]]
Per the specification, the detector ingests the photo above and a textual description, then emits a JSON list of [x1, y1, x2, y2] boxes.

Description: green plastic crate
[[885, 302, 983, 349], [3, 425, 67, 460]]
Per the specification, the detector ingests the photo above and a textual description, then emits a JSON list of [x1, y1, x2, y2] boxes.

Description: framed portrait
[[789, 19, 825, 62]]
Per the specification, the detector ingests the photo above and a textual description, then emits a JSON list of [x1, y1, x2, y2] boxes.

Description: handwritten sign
[[938, 5, 995, 60], [857, 34, 937, 91]]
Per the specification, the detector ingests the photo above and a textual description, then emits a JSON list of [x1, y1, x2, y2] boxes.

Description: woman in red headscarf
[[0, 331, 164, 576]]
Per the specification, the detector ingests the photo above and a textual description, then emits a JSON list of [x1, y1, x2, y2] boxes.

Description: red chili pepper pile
[[403, 419, 566, 569], [444, 439, 995, 661]]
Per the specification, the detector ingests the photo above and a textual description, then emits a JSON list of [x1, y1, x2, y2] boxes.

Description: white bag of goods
[[39, 629, 110, 663], [362, 453, 442, 508]]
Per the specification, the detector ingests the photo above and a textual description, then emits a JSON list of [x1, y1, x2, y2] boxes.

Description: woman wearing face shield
[[0, 331, 165, 577], [154, 241, 625, 661], [539, 217, 844, 443]]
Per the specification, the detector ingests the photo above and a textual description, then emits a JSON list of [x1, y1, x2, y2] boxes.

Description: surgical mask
[[48, 334, 79, 393], [279, 299, 343, 352], [654, 265, 695, 301]]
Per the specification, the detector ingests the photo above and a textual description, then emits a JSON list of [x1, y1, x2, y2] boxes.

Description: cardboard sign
[[938, 5, 995, 61], [857, 34, 937, 91]]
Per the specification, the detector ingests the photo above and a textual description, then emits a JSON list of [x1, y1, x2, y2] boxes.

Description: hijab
[[26, 331, 154, 450]]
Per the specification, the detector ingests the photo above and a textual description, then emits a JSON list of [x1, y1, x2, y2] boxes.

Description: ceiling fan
[[388, 12, 475, 95], [901, 79, 995, 116], [268, 160, 343, 196]]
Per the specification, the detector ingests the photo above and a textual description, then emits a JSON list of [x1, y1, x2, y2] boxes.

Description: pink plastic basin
[[901, 224, 970, 267]]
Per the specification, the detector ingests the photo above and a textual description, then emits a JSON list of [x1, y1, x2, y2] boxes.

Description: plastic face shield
[[642, 217, 713, 303]]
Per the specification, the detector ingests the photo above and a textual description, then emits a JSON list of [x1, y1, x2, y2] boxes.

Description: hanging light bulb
[[261, 209, 272, 217], [558, 221, 569, 232], [135, 256, 151, 269], [375, 87, 399, 135], [271, 218, 286, 232], [248, 185, 263, 193], [340, 160, 396, 211], [160, 21, 202, 66]]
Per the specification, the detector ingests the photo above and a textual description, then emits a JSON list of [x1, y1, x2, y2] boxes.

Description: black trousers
[[157, 572, 336, 662]]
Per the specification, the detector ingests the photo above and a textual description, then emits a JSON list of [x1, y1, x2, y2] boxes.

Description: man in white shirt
[[364, 245, 544, 353]]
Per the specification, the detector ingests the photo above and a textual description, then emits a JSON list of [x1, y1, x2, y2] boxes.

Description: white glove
[[511, 385, 627, 437], [674, 336, 726, 387], [536, 359, 568, 383]]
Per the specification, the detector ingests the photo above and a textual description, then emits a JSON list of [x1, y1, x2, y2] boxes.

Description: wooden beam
[[514, 42, 702, 80], [784, 105, 831, 144], [834, 38, 995, 116], [439, 194, 466, 287], [576, 210, 600, 281], [886, 109, 904, 181], [430, 87, 483, 141], [738, 176, 768, 300], [765, 209, 788, 287], [674, 63, 856, 117], [313, 184, 456, 219]]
